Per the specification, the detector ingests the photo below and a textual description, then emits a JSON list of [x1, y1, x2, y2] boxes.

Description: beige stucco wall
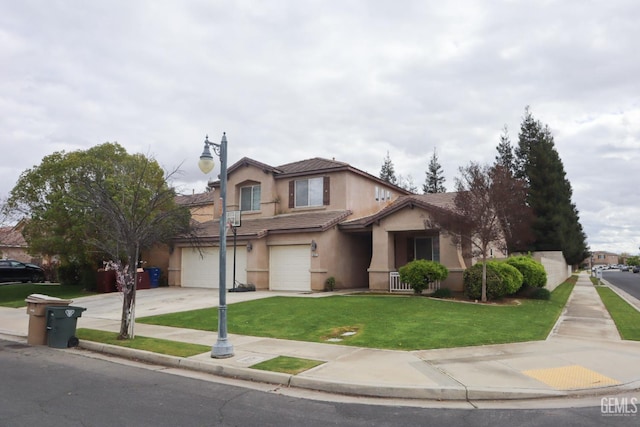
[[226, 164, 279, 218], [171, 227, 371, 292], [204, 163, 406, 222]]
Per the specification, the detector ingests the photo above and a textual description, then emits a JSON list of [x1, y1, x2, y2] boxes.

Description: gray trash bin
[[46, 306, 86, 348]]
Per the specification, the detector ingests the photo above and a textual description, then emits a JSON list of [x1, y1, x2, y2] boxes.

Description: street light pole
[[199, 133, 234, 358]]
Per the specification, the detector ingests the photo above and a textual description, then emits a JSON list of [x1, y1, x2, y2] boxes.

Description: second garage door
[[181, 246, 247, 289], [269, 245, 311, 291]]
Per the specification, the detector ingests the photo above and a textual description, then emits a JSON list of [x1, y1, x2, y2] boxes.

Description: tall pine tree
[[423, 148, 446, 193], [379, 151, 398, 185], [495, 125, 516, 177], [514, 107, 588, 265]]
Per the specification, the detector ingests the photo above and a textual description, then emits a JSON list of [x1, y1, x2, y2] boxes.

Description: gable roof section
[[339, 193, 459, 230], [0, 225, 27, 248], [181, 210, 352, 242], [227, 157, 283, 175], [210, 156, 412, 195]]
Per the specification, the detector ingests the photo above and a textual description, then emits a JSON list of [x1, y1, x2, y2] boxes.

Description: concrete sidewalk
[[1, 272, 640, 401]]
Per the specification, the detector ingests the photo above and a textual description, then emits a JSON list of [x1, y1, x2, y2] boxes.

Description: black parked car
[[0, 259, 45, 283], [633, 266, 640, 274]]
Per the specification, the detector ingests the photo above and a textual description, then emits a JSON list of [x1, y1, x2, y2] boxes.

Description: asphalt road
[[1, 339, 638, 427], [601, 270, 640, 300]]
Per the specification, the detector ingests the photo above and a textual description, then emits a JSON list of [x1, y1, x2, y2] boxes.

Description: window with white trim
[[295, 177, 323, 207], [240, 184, 261, 211]]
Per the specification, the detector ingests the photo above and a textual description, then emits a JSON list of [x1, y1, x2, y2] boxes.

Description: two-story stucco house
[[168, 157, 479, 292]]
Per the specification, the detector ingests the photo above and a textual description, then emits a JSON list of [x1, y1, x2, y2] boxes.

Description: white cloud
[[1, 0, 639, 254]]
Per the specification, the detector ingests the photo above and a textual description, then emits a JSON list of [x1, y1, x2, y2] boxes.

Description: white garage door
[[269, 245, 311, 291], [181, 246, 247, 289]]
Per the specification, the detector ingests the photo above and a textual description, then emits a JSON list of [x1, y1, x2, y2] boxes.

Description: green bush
[[463, 261, 523, 300], [505, 256, 547, 288], [57, 262, 97, 290], [431, 288, 452, 299], [531, 288, 551, 300], [399, 260, 449, 294], [324, 276, 336, 292]]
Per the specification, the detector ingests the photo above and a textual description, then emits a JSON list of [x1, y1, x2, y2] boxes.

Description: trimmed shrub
[[58, 261, 97, 289], [531, 288, 551, 300], [399, 260, 449, 294], [324, 276, 336, 292], [505, 256, 547, 288], [463, 261, 523, 300]]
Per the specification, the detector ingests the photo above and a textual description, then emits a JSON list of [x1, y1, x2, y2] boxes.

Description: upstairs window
[[375, 186, 391, 202], [289, 176, 330, 208], [296, 177, 323, 207], [240, 184, 261, 211]]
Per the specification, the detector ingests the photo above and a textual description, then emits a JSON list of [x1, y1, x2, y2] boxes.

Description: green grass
[[0, 283, 95, 308], [139, 278, 575, 350], [76, 328, 211, 357], [596, 287, 640, 341], [250, 356, 324, 375]]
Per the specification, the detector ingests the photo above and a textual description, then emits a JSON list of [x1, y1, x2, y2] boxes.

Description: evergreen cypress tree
[[495, 125, 516, 177], [423, 148, 446, 193], [379, 151, 397, 185], [515, 107, 588, 265]]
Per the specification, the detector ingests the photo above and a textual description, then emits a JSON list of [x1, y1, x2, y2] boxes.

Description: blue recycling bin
[[144, 267, 161, 288]]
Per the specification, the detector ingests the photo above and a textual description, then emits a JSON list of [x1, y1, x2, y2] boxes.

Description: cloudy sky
[[1, 0, 639, 255]]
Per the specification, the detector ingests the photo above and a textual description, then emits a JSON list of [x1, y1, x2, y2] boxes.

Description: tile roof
[[184, 210, 353, 241], [227, 157, 283, 175], [176, 192, 215, 207], [276, 158, 349, 175], [339, 193, 459, 229]]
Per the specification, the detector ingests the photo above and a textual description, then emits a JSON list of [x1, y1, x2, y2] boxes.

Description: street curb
[[76, 340, 572, 401], [79, 340, 293, 386], [3, 332, 638, 402]]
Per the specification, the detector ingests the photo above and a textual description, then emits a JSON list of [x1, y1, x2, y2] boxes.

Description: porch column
[[367, 224, 394, 291]]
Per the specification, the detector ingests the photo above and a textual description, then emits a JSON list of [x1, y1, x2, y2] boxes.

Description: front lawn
[[0, 283, 94, 308], [138, 277, 575, 350]]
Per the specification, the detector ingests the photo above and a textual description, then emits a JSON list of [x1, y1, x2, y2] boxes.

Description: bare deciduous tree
[[426, 162, 530, 302]]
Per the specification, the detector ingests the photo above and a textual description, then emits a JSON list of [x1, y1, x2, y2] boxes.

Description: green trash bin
[[46, 306, 86, 348]]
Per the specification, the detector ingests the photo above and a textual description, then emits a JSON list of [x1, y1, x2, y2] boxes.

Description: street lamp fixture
[[199, 133, 234, 358]]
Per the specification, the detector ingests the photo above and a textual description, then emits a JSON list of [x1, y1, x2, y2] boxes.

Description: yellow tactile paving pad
[[522, 365, 620, 390]]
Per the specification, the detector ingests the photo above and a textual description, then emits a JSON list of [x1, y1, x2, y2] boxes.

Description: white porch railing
[[389, 272, 440, 293]]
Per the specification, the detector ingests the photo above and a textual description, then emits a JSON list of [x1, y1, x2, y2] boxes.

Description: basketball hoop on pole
[[226, 210, 241, 290]]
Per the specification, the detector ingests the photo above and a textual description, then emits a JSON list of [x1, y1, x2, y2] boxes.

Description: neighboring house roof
[[210, 156, 412, 195], [0, 225, 28, 249], [339, 193, 459, 230], [180, 210, 352, 242], [176, 192, 216, 207]]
